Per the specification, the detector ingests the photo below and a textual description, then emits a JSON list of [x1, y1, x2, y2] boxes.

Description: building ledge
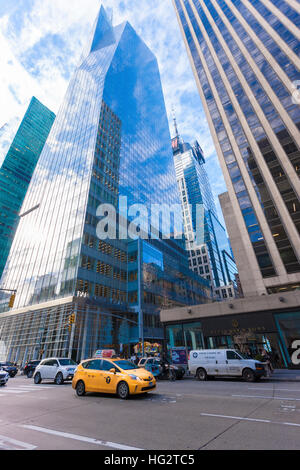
[[160, 290, 300, 323]]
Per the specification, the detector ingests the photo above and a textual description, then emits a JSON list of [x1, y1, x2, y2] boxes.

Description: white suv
[[33, 358, 77, 385]]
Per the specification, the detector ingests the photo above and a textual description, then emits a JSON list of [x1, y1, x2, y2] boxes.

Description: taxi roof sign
[[94, 349, 116, 359]]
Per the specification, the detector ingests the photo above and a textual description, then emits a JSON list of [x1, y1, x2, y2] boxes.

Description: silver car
[[0, 368, 9, 386]]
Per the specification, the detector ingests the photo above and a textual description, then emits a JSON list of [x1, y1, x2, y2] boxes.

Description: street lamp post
[[137, 237, 144, 357]]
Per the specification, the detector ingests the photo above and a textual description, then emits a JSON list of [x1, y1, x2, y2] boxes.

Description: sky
[[0, 0, 227, 222]]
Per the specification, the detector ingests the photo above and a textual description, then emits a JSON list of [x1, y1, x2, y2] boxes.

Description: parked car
[[73, 358, 156, 399], [23, 360, 40, 378], [188, 349, 266, 382], [0, 368, 9, 386], [33, 358, 77, 385], [138, 357, 185, 380], [0, 362, 18, 378]]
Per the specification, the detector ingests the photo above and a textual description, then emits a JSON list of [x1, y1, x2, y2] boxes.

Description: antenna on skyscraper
[[172, 105, 180, 139]]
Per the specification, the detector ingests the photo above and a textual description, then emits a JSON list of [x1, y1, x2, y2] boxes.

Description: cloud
[[0, 0, 227, 222]]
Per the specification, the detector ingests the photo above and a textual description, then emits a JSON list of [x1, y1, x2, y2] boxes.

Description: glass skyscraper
[[172, 130, 238, 299], [173, 0, 300, 297], [0, 6, 210, 364], [0, 97, 55, 280]]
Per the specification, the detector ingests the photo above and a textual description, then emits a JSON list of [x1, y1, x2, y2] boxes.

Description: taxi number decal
[[106, 377, 111, 384]]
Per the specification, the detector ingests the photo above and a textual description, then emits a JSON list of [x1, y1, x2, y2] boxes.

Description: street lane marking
[[249, 387, 300, 392], [0, 434, 36, 450], [232, 394, 300, 401], [201, 413, 270, 423], [0, 389, 29, 394], [20, 425, 143, 451], [201, 413, 300, 428]]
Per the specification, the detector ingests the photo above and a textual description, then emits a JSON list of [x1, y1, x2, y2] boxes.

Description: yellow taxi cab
[[72, 357, 156, 399]]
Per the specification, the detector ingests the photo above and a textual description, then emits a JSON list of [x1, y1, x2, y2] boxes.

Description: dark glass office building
[[0, 97, 55, 280], [0, 6, 210, 364]]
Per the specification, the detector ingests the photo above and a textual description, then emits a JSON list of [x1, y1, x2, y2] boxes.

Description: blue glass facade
[[0, 97, 55, 280], [0, 6, 210, 326], [173, 0, 300, 288], [172, 135, 238, 291]]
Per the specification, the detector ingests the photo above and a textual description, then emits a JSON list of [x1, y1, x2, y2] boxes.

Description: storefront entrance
[[275, 312, 300, 368]]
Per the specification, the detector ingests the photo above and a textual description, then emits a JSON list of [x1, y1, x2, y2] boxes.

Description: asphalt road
[[0, 370, 300, 450]]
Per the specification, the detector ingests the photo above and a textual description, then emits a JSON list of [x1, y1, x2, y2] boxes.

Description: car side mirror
[[110, 368, 117, 374]]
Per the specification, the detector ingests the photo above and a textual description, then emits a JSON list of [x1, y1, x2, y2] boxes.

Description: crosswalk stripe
[[0, 434, 36, 450], [21, 425, 143, 451], [15, 387, 49, 390], [17, 386, 51, 389]]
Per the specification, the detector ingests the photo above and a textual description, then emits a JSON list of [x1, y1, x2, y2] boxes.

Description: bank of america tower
[[0, 5, 210, 363]]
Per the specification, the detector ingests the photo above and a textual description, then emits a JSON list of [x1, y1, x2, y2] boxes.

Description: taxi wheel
[[117, 381, 130, 400], [76, 380, 86, 397]]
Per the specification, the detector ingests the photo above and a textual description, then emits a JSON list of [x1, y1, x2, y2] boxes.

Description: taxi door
[[100, 360, 120, 393], [82, 359, 104, 392]]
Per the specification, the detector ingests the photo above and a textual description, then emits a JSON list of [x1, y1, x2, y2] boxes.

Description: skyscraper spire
[[172, 105, 180, 139], [79, 4, 116, 63], [90, 4, 115, 52]]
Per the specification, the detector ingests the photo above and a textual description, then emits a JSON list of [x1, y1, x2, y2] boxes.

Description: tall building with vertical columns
[[173, 0, 300, 297]]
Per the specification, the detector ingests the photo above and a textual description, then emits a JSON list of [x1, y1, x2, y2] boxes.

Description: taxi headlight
[[129, 374, 141, 381]]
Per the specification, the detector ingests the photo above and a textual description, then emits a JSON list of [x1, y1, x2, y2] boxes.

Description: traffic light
[[68, 313, 76, 331], [8, 294, 16, 309]]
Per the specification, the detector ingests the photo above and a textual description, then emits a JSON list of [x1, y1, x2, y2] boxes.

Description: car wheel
[[243, 368, 255, 383], [27, 371, 33, 379], [55, 372, 64, 385], [196, 368, 207, 381], [76, 380, 86, 397], [34, 372, 42, 384], [169, 369, 176, 381], [117, 381, 130, 400], [176, 371, 184, 380]]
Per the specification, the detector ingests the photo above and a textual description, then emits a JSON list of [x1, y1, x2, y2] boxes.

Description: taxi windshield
[[113, 360, 137, 370]]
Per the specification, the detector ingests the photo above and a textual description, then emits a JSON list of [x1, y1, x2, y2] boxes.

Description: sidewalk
[[266, 369, 300, 382]]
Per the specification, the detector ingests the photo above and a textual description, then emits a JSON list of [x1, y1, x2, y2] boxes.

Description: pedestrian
[[130, 353, 137, 364], [261, 349, 274, 374]]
